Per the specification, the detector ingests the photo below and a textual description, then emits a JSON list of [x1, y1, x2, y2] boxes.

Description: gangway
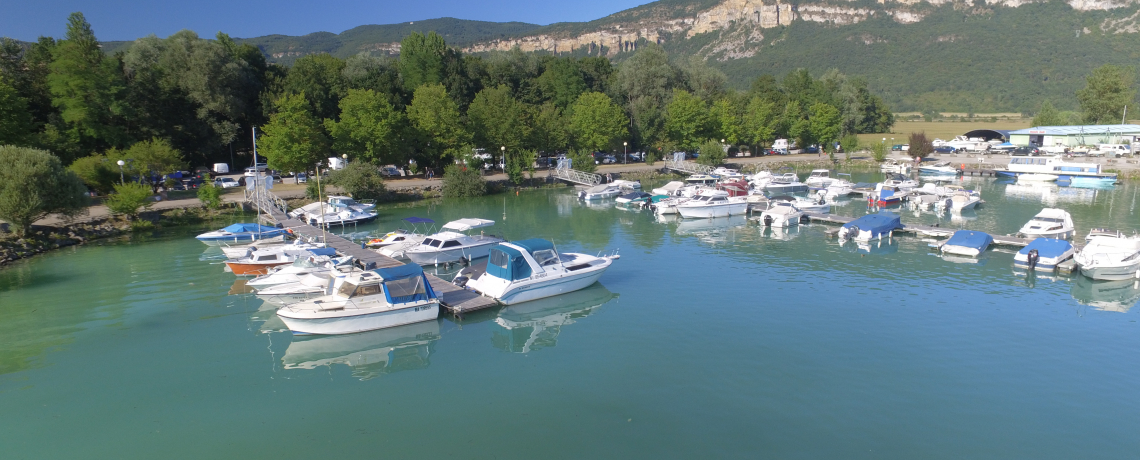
[[243, 175, 289, 216], [551, 158, 601, 186], [664, 152, 714, 175]]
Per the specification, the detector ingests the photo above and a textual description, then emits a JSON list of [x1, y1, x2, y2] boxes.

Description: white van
[[328, 157, 346, 170], [1091, 144, 1130, 158], [213, 163, 229, 174]]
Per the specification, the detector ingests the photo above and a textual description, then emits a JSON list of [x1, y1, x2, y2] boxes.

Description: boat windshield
[[422, 238, 441, 247], [533, 249, 560, 266], [1036, 217, 1065, 223], [384, 276, 426, 302]]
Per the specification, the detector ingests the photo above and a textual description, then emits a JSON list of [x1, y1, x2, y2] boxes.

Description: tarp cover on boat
[[442, 218, 495, 232], [945, 230, 993, 251], [841, 213, 903, 238], [374, 264, 437, 304], [402, 217, 434, 224], [618, 192, 651, 201], [487, 244, 534, 282], [305, 247, 337, 257], [221, 223, 280, 233], [1018, 238, 1074, 257]]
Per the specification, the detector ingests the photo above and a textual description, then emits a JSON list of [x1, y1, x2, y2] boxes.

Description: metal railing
[[552, 166, 601, 186], [244, 185, 289, 217], [664, 159, 714, 175]]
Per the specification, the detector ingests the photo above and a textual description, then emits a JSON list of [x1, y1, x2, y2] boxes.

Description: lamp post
[[501, 146, 506, 171], [116, 160, 125, 185], [623, 141, 628, 164]]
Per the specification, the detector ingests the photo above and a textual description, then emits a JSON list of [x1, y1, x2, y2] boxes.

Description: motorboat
[[918, 162, 959, 175], [710, 167, 745, 181], [226, 247, 335, 276], [675, 190, 749, 218], [247, 252, 351, 288], [763, 173, 809, 194], [804, 169, 836, 187], [1018, 208, 1075, 239], [942, 135, 983, 151], [880, 159, 912, 174], [651, 196, 690, 215], [1017, 173, 1059, 182], [906, 189, 943, 210], [1075, 231, 1140, 280], [455, 238, 618, 305], [837, 213, 903, 242], [717, 179, 750, 197], [1014, 238, 1076, 271], [306, 206, 378, 227], [288, 195, 376, 220], [276, 264, 440, 335], [939, 230, 993, 257], [749, 170, 775, 189], [219, 234, 290, 259], [756, 202, 803, 227], [611, 179, 642, 190], [196, 223, 289, 245], [577, 184, 621, 200], [405, 218, 506, 265], [872, 184, 907, 206], [256, 268, 358, 304], [615, 191, 653, 204], [685, 174, 719, 185], [791, 192, 831, 213], [934, 191, 983, 212], [881, 174, 919, 191], [366, 218, 435, 249], [651, 181, 686, 196], [825, 174, 854, 197], [996, 156, 1117, 184]]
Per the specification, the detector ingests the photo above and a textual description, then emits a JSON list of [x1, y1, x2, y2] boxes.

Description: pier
[[802, 212, 1033, 248], [254, 189, 499, 317]]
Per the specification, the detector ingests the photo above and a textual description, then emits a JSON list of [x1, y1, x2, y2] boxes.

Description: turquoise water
[[1, 175, 1139, 458]]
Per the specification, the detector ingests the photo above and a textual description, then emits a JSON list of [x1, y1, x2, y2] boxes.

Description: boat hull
[[498, 268, 609, 306], [676, 202, 749, 218], [278, 302, 439, 335], [197, 230, 288, 245], [406, 242, 497, 265], [226, 261, 292, 276], [942, 245, 983, 257], [1020, 229, 1075, 240], [1079, 263, 1140, 281]]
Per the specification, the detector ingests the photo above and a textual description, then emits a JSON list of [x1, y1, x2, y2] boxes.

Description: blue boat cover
[[306, 247, 337, 256], [375, 263, 424, 280], [512, 238, 555, 254], [221, 223, 280, 233], [945, 230, 993, 251], [1018, 238, 1074, 257], [402, 217, 434, 224], [841, 213, 903, 238], [375, 264, 437, 304]]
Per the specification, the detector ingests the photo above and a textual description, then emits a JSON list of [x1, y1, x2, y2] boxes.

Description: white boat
[[763, 173, 809, 194], [405, 218, 506, 265], [196, 223, 289, 245], [880, 159, 912, 174], [220, 234, 292, 259], [710, 167, 744, 181], [942, 135, 983, 151], [756, 201, 803, 227], [456, 239, 617, 305], [825, 174, 854, 197], [247, 254, 351, 288], [289, 195, 377, 224], [1017, 173, 1059, 182], [935, 191, 983, 212], [367, 218, 435, 249], [610, 179, 642, 190], [651, 181, 686, 196], [1075, 230, 1140, 280], [879, 176, 918, 192], [1015, 238, 1076, 271], [918, 162, 959, 175], [577, 184, 621, 200], [225, 246, 335, 276], [276, 265, 439, 335], [305, 206, 378, 227], [765, 194, 829, 213], [997, 156, 1117, 184], [256, 267, 358, 304], [675, 190, 749, 218], [685, 174, 719, 185], [652, 196, 690, 215], [1018, 208, 1076, 239], [804, 169, 836, 187]]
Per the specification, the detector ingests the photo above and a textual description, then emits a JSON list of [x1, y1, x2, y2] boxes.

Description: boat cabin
[[331, 265, 436, 304]]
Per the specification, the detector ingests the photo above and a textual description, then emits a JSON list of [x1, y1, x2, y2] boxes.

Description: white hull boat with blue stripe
[[455, 239, 617, 306], [996, 156, 1117, 184], [276, 264, 440, 335]]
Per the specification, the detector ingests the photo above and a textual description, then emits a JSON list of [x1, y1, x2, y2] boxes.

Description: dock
[[258, 195, 500, 317], [960, 168, 999, 177], [802, 212, 1033, 248]]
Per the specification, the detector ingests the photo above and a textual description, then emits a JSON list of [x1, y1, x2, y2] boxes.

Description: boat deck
[[264, 209, 500, 317], [803, 212, 1033, 248]]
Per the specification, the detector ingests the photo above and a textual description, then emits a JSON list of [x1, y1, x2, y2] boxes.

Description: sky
[[2, 0, 653, 42]]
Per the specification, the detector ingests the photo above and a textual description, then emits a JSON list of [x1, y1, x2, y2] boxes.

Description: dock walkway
[[261, 204, 499, 317], [803, 212, 1033, 247]]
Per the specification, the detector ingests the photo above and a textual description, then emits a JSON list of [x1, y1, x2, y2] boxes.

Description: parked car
[[803, 145, 820, 154], [933, 146, 956, 153], [295, 173, 308, 184], [214, 177, 240, 188], [600, 155, 617, 164], [380, 166, 401, 177], [193, 166, 213, 181], [1011, 146, 1041, 156]]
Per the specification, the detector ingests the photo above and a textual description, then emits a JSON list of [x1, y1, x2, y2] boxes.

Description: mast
[[252, 127, 262, 240], [315, 162, 327, 245]]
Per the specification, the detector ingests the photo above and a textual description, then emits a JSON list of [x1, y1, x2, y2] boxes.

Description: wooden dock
[[802, 212, 1033, 248], [960, 168, 999, 177], [262, 207, 500, 317]]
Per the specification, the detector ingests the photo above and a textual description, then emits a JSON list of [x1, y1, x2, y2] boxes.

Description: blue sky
[[3, 0, 652, 41]]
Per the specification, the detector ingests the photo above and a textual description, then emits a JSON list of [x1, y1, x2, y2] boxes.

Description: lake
[[1, 173, 1138, 459]]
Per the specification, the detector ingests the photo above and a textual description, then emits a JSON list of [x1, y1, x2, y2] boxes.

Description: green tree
[[67, 154, 118, 194], [327, 161, 386, 201], [47, 12, 127, 157], [440, 163, 486, 198], [908, 132, 933, 160], [0, 145, 88, 235], [710, 97, 743, 146], [104, 182, 153, 220], [259, 93, 331, 174], [809, 102, 842, 151], [399, 32, 447, 92], [505, 148, 536, 184], [1032, 100, 1065, 126], [616, 45, 683, 150], [1077, 64, 1136, 124], [0, 78, 33, 145], [107, 138, 187, 192], [696, 139, 727, 166], [742, 95, 777, 150], [324, 89, 403, 164], [467, 85, 530, 160], [870, 140, 889, 162], [530, 102, 568, 153], [406, 83, 471, 168], [537, 58, 587, 109], [665, 89, 711, 151], [284, 53, 347, 121], [568, 92, 628, 152], [196, 184, 223, 210], [566, 149, 597, 174]]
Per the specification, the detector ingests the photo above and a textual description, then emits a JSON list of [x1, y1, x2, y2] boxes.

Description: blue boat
[[196, 223, 289, 244], [940, 230, 993, 257], [1014, 238, 1076, 270], [838, 213, 903, 241]]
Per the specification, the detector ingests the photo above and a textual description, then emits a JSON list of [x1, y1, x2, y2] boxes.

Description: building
[[1008, 124, 1140, 147]]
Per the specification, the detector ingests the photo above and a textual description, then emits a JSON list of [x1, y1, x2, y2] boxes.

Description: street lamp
[[501, 146, 506, 170], [623, 141, 628, 164], [116, 160, 125, 184]]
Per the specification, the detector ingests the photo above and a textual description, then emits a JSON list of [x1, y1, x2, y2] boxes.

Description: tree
[[505, 148, 536, 185], [616, 45, 683, 150], [0, 78, 33, 145], [566, 149, 597, 174], [537, 58, 586, 109], [107, 138, 187, 193], [809, 102, 842, 151], [406, 83, 471, 168], [530, 103, 568, 153], [907, 132, 933, 160], [284, 53, 347, 121], [47, 12, 127, 157], [105, 182, 154, 219], [467, 84, 529, 160], [710, 97, 743, 146], [870, 140, 889, 162], [399, 32, 447, 92], [327, 161, 386, 201], [743, 95, 777, 150], [67, 153, 119, 194], [1077, 64, 1136, 125], [0, 145, 88, 235], [258, 93, 330, 174], [196, 184, 223, 209], [696, 139, 726, 166], [324, 89, 403, 164], [665, 89, 711, 151], [1032, 100, 1065, 126], [568, 92, 628, 152], [440, 163, 486, 198]]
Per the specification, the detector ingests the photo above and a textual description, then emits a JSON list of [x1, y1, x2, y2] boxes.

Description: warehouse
[[1008, 124, 1140, 148]]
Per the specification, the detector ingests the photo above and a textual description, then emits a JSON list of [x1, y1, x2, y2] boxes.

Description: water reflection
[[674, 215, 748, 246], [281, 320, 441, 380], [1070, 276, 1140, 313], [1004, 182, 1099, 205], [761, 224, 802, 241], [492, 284, 617, 353], [839, 237, 899, 255]]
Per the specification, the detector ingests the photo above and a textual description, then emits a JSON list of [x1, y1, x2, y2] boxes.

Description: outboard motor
[[1027, 249, 1040, 270], [453, 276, 469, 288], [762, 214, 774, 227], [844, 225, 859, 241]]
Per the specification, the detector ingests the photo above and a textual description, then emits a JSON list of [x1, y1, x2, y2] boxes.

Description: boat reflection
[[1070, 276, 1140, 313], [492, 283, 618, 353], [839, 237, 898, 255], [1004, 183, 1098, 205], [281, 320, 441, 380], [938, 253, 988, 265], [674, 215, 747, 245], [761, 224, 801, 241]]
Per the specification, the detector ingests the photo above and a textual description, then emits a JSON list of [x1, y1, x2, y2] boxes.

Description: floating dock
[[263, 208, 499, 317], [802, 212, 1033, 248]]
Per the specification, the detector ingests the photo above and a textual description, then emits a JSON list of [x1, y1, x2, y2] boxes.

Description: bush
[[908, 132, 934, 160], [305, 179, 322, 199], [197, 184, 223, 210], [105, 182, 154, 220], [505, 149, 536, 184], [0, 145, 89, 236], [870, 141, 889, 162], [68, 154, 119, 195], [839, 134, 859, 155], [566, 149, 597, 173], [327, 162, 386, 201], [696, 139, 727, 166], [441, 164, 487, 198]]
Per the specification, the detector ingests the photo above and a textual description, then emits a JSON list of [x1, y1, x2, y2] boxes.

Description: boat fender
[[1027, 249, 1040, 270], [762, 214, 774, 227]]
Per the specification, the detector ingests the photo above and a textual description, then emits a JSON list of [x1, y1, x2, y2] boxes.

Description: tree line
[[0, 12, 894, 188]]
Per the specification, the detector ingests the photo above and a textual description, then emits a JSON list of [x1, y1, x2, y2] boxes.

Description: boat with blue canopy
[[1014, 238, 1076, 271], [837, 213, 903, 242], [455, 238, 618, 305], [196, 223, 288, 244], [940, 230, 994, 257], [276, 264, 440, 335]]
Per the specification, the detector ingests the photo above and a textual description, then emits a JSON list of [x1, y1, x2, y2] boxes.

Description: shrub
[[441, 164, 487, 198], [105, 182, 154, 220], [505, 149, 536, 184], [839, 134, 859, 155], [908, 132, 934, 160], [327, 161, 386, 201], [197, 184, 223, 210], [870, 141, 889, 162], [696, 139, 727, 166], [565, 149, 598, 173], [0, 145, 89, 236], [305, 179, 322, 199], [68, 154, 119, 195]]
